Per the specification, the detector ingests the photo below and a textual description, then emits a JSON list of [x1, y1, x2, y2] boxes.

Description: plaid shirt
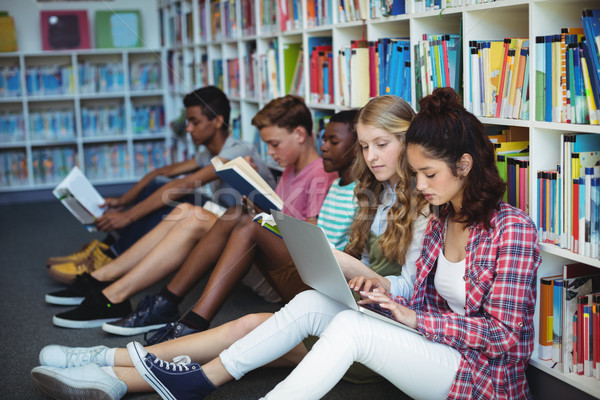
[[395, 202, 541, 399]]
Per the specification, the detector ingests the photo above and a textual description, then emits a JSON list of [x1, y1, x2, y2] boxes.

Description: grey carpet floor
[[0, 201, 404, 399]]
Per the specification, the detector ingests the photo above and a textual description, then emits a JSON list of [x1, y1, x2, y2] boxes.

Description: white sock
[[100, 366, 118, 379], [104, 348, 117, 366]]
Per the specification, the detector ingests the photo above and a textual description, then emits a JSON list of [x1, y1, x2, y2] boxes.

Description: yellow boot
[[46, 240, 109, 266], [48, 246, 113, 284]]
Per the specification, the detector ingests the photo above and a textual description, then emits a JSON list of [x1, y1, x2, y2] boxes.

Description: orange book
[[538, 275, 560, 360]]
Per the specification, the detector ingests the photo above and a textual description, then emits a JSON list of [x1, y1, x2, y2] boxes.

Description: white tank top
[[434, 250, 466, 315]]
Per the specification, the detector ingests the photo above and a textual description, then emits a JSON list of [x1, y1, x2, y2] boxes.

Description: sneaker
[[45, 273, 113, 306], [127, 341, 216, 400], [144, 321, 199, 346], [53, 290, 132, 329], [46, 240, 109, 266], [48, 246, 113, 285], [31, 364, 127, 400], [39, 344, 110, 368], [102, 294, 180, 336]]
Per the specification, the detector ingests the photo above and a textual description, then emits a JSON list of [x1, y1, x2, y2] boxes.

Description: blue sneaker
[[102, 293, 179, 336], [144, 321, 199, 345], [126, 341, 216, 400]]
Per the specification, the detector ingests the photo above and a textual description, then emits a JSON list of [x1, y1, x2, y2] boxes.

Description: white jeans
[[219, 290, 462, 400]]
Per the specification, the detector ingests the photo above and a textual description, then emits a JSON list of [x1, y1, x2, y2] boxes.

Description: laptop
[[272, 210, 421, 335]]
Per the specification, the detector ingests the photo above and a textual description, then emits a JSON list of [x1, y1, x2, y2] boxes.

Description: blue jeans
[[110, 177, 199, 255]]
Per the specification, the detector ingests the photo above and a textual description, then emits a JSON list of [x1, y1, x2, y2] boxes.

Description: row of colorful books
[[309, 37, 333, 104], [129, 62, 162, 92], [25, 65, 74, 96], [0, 65, 21, 97], [415, 34, 461, 105], [492, 137, 530, 212], [278, 0, 302, 32], [539, 263, 600, 380], [32, 146, 76, 185], [133, 141, 168, 177], [307, 0, 333, 27], [225, 58, 241, 98], [132, 105, 166, 134], [337, 38, 412, 108], [0, 112, 25, 142], [78, 62, 125, 94], [84, 143, 130, 180], [535, 11, 600, 125], [81, 106, 125, 138], [537, 134, 600, 258], [253, 44, 280, 101], [166, 51, 209, 94], [244, 44, 257, 99], [467, 38, 530, 120], [29, 110, 76, 141], [0, 149, 28, 187]]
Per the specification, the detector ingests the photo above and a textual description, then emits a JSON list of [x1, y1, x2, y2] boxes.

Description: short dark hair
[[330, 109, 358, 134], [183, 86, 231, 126], [406, 87, 505, 228], [251, 95, 313, 136]]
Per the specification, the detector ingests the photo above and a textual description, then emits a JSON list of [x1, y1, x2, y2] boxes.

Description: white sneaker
[[39, 344, 109, 368], [31, 364, 127, 400]]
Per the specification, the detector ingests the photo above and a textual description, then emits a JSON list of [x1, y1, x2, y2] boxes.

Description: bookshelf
[[0, 48, 172, 191], [158, 0, 600, 397]]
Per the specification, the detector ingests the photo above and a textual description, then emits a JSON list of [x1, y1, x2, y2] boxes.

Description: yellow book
[[506, 38, 527, 118], [350, 47, 369, 108], [552, 36, 562, 122], [489, 41, 504, 117]]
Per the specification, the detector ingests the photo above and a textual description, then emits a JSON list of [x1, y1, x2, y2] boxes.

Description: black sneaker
[[53, 290, 132, 329], [45, 273, 113, 306], [101, 293, 180, 336], [144, 321, 199, 345]]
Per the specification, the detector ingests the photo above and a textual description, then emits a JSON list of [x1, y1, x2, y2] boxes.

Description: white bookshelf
[[0, 48, 172, 192], [160, 0, 600, 395]]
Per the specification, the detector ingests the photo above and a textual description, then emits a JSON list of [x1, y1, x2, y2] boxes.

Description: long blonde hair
[[346, 95, 425, 265]]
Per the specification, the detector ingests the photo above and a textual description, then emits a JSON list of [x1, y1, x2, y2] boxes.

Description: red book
[[369, 41, 377, 97], [441, 35, 451, 87], [327, 52, 334, 104]]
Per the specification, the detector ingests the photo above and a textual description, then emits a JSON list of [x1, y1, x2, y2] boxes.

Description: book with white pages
[[272, 210, 421, 335], [211, 156, 283, 213], [53, 166, 105, 229]]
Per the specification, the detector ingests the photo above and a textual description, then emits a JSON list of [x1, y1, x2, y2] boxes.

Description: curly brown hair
[[406, 87, 506, 228], [345, 95, 427, 265]]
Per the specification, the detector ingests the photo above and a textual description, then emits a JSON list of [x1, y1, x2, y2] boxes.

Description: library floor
[[0, 201, 405, 400]]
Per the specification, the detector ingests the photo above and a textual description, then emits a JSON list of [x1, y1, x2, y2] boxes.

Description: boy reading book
[[46, 86, 276, 284]]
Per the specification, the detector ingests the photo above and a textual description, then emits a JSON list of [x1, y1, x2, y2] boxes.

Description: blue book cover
[[212, 157, 282, 213], [545, 35, 553, 122]]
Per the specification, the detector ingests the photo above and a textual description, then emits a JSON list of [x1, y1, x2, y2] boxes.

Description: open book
[[53, 166, 105, 229], [211, 156, 283, 212]]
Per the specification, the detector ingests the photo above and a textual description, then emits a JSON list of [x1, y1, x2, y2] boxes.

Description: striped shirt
[[395, 202, 541, 399], [317, 178, 356, 250]]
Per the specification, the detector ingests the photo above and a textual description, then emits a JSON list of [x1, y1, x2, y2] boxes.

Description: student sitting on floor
[[47, 86, 275, 285], [49, 95, 338, 331], [31, 94, 431, 399]]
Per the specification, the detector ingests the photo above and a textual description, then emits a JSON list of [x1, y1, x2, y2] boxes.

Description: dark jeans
[[110, 178, 198, 256]]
